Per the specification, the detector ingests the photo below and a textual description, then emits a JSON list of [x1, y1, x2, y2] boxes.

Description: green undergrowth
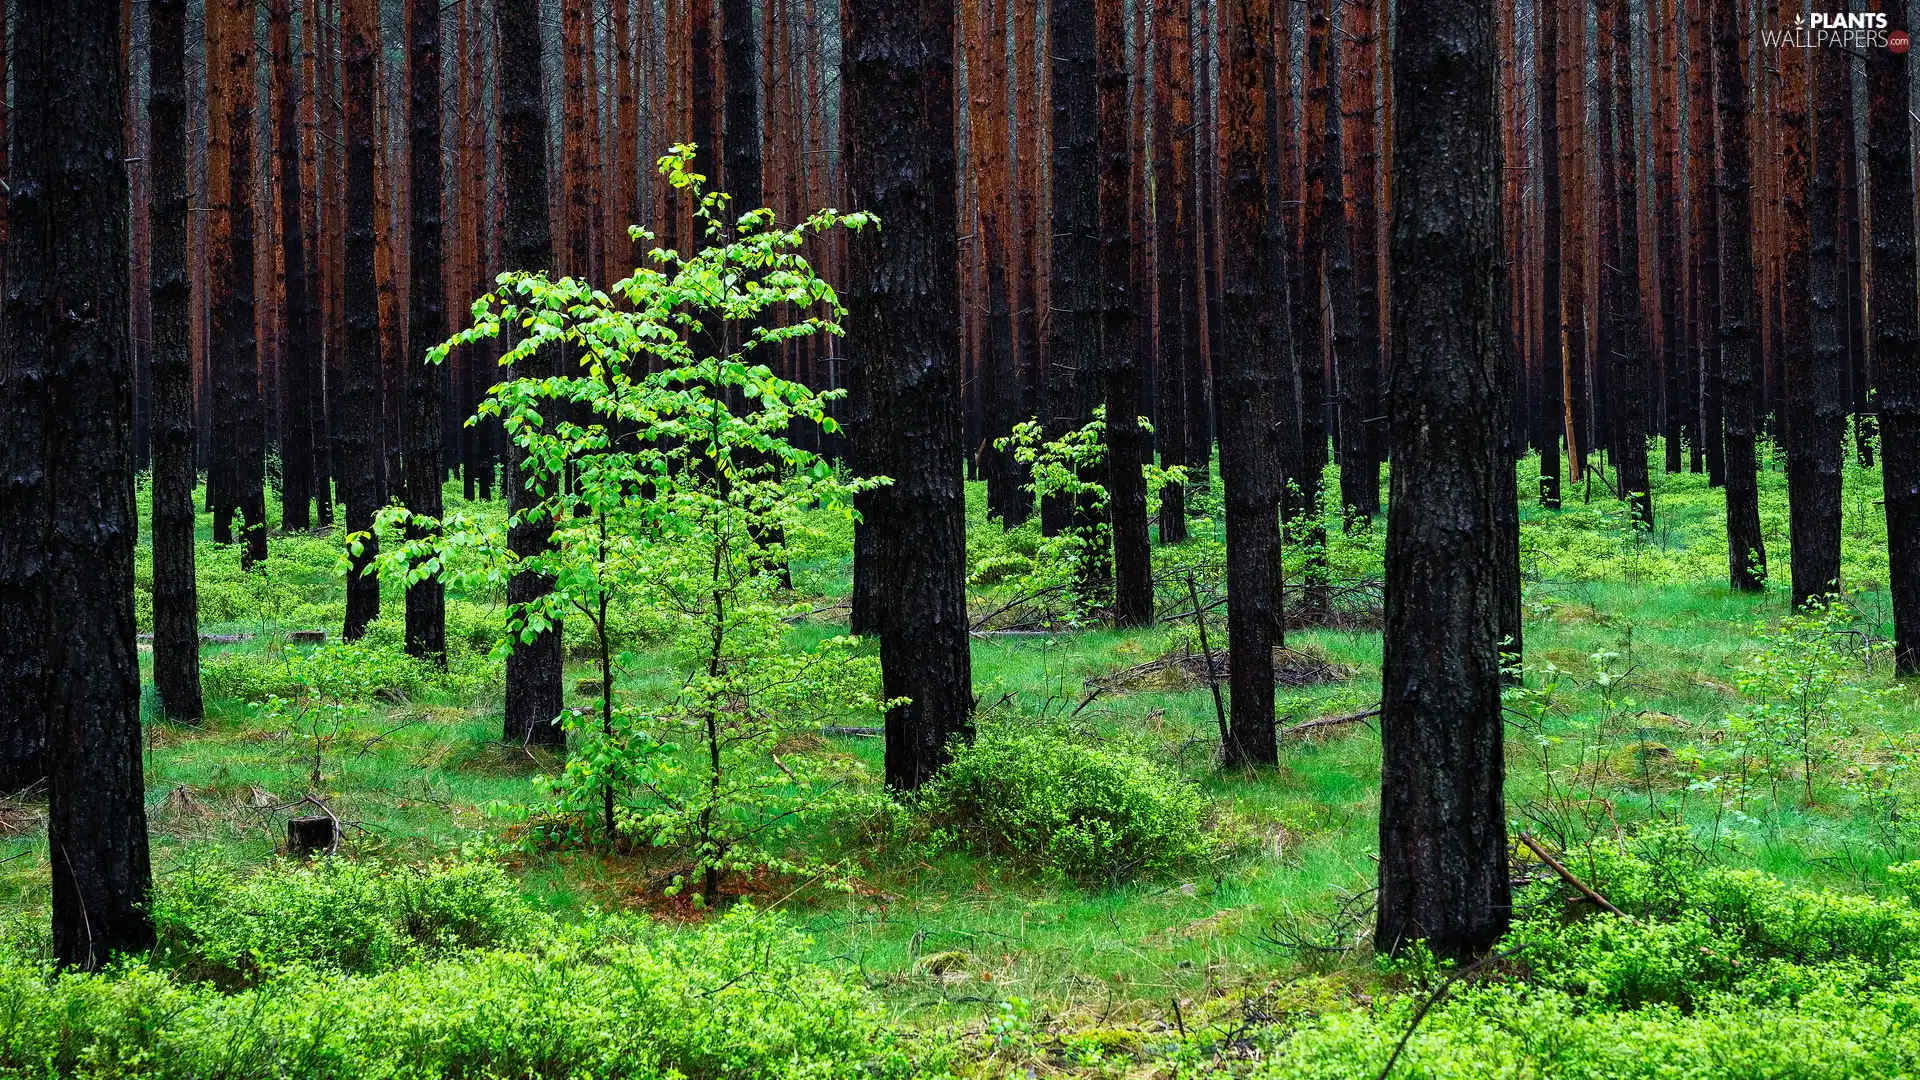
[[0, 435, 1905, 1075]]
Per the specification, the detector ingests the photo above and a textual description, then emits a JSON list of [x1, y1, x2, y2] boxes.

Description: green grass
[[5, 436, 1917, 1074]]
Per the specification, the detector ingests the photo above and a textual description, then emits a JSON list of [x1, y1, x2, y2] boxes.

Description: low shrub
[[150, 857, 533, 986], [916, 723, 1216, 884], [0, 905, 929, 1080]]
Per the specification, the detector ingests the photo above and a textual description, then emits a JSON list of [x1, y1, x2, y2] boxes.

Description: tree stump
[[286, 630, 326, 645], [288, 815, 338, 855]]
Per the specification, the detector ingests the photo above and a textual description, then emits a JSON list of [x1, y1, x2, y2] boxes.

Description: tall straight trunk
[[146, 0, 205, 724], [1044, 0, 1099, 541], [1007, 0, 1040, 527], [612, 0, 638, 269], [1843, 75, 1873, 468], [1869, 0, 1919, 675], [404, 0, 447, 660], [213, 0, 268, 565], [1097, 0, 1150, 626], [1291, 0, 1330, 524], [1216, 0, 1281, 768], [1558, 0, 1589, 483], [1534, 0, 1563, 509], [1791, 42, 1846, 607], [274, 0, 317, 532], [1, 0, 155, 968], [961, 0, 1019, 525], [498, 0, 564, 744], [204, 0, 232, 533], [1378, 0, 1510, 962], [562, 0, 592, 278], [308, 0, 337, 524], [342, 0, 382, 641], [1323, 0, 1362, 524], [1340, 0, 1383, 520], [1655, 0, 1684, 475], [373, 86, 404, 504], [1603, 0, 1651, 527], [1690, 0, 1724, 487], [1152, 0, 1193, 543], [0, 4, 7, 308], [721, 0, 760, 210], [1715, 0, 1764, 590], [843, 0, 973, 791]]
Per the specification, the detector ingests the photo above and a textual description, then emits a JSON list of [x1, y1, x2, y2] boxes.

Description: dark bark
[[1097, 0, 1150, 626], [1534, 0, 1563, 509], [1045, 0, 1099, 542], [1216, 0, 1281, 769], [1, 0, 155, 967], [1791, 43, 1846, 607], [843, 0, 974, 790], [147, 0, 204, 723], [341, 0, 382, 641], [1152, 0, 1193, 544], [1291, 0, 1330, 527], [1868, 0, 1918, 674], [1602, 0, 1651, 528], [1715, 0, 1765, 591], [215, 0, 268, 566], [722, 0, 761, 215], [405, 0, 447, 661], [1338, 0, 1383, 521], [1377, 0, 1511, 961], [498, 0, 564, 744], [274, 0, 317, 533]]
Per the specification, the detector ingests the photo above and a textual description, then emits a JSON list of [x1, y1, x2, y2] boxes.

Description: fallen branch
[[1275, 705, 1380, 739], [1518, 831, 1627, 918], [822, 725, 881, 738]]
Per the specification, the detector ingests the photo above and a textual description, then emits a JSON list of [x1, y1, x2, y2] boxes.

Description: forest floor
[[2, 439, 1916, 1077]]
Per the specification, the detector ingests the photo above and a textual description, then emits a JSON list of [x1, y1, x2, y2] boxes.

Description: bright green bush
[[149, 857, 532, 986], [0, 905, 929, 1079], [917, 723, 1216, 884]]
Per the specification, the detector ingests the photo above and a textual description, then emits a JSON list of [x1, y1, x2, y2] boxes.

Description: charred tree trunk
[[1, 0, 156, 967], [1339, 0, 1383, 521], [1791, 42, 1846, 607], [1097, 0, 1150, 626], [341, 0, 383, 641], [1045, 0, 1099, 538], [1377, 0, 1511, 962], [1534, 0, 1564, 509], [146, 0, 205, 724], [843, 0, 974, 790], [405, 0, 448, 661], [215, 0, 267, 566], [274, 0, 317, 532], [1603, 0, 1651, 528], [498, 0, 564, 744], [1152, 0, 1193, 544], [1869, 0, 1919, 675], [1216, 0, 1281, 769], [1716, 0, 1765, 590]]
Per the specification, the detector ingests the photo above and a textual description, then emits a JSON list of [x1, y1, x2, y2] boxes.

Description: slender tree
[[843, 0, 974, 790], [1, 0, 155, 968], [1216, 0, 1282, 768], [1339, 0, 1383, 521], [1791, 40, 1846, 607], [1096, 0, 1150, 626], [404, 0, 448, 660], [1534, 0, 1564, 509], [215, 0, 268, 565], [1043, 0, 1099, 543], [274, 0, 318, 532], [1869, 0, 1918, 674], [1715, 0, 1765, 590], [1603, 0, 1651, 527], [495, 0, 564, 743], [341, 0, 382, 641], [1152, 0, 1193, 544], [1377, 0, 1511, 960], [145, 0, 205, 724]]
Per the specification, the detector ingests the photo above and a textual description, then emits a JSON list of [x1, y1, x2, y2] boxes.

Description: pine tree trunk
[[274, 0, 318, 533], [342, 0, 383, 641], [1603, 0, 1652, 528], [1869, 0, 1920, 675], [147, 0, 205, 724], [1340, 0, 1383, 520], [405, 0, 448, 661], [1792, 43, 1846, 607], [220, 0, 268, 565], [1044, 0, 1098, 540], [2, 0, 156, 967], [843, 0, 974, 791], [1216, 0, 1281, 769], [1097, 0, 1150, 627], [1534, 0, 1564, 510], [1151, 0, 1192, 544], [1378, 0, 1510, 962], [1716, 0, 1765, 591], [497, 0, 564, 744]]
